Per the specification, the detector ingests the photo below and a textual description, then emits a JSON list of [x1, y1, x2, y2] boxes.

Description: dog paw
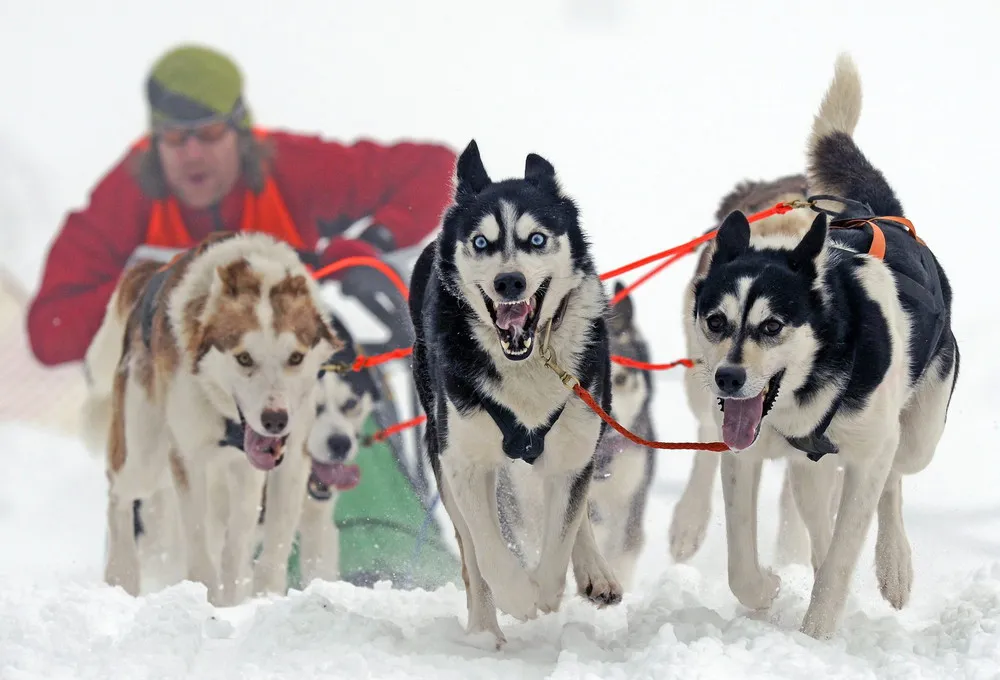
[[467, 610, 507, 650], [668, 498, 711, 563], [730, 569, 780, 611], [800, 604, 838, 639], [488, 570, 539, 622], [876, 529, 913, 610], [575, 559, 623, 608]]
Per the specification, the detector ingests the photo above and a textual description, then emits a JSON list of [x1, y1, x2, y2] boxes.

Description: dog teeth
[[498, 335, 531, 356]]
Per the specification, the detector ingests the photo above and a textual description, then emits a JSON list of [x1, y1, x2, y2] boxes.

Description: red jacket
[[27, 130, 457, 366]]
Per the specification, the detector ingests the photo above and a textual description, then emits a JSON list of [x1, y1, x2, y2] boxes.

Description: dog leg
[[442, 459, 538, 622], [774, 463, 811, 567], [439, 473, 506, 647], [669, 419, 720, 562], [218, 459, 267, 606], [571, 507, 623, 608], [171, 454, 223, 604], [721, 454, 779, 610], [298, 496, 340, 584], [800, 444, 896, 638], [104, 488, 141, 595], [875, 470, 912, 609], [788, 456, 840, 572], [254, 451, 310, 597]]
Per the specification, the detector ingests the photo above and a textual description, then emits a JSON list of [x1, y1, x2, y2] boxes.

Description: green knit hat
[[146, 44, 252, 130]]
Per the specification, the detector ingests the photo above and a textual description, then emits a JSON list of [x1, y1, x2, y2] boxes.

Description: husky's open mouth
[[311, 460, 361, 491], [480, 278, 550, 360], [718, 370, 784, 451], [233, 405, 287, 471]]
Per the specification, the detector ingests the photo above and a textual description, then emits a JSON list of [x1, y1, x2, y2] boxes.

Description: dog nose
[[327, 434, 352, 461], [715, 366, 746, 395], [493, 272, 527, 301], [261, 409, 288, 434]]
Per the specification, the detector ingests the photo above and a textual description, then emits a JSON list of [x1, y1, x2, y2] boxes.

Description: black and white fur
[[291, 312, 381, 585], [409, 140, 622, 647], [586, 281, 656, 590], [689, 53, 959, 638]]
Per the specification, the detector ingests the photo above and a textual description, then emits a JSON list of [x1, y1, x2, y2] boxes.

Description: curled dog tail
[[807, 53, 904, 217]]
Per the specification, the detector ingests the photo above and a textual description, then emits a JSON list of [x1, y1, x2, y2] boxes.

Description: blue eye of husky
[[529, 232, 546, 247], [473, 235, 489, 250]]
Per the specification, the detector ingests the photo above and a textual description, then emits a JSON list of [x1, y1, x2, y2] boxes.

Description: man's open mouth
[[718, 370, 784, 451], [480, 278, 550, 360]]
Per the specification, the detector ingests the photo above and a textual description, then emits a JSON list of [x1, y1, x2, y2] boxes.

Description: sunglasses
[[157, 120, 232, 147]]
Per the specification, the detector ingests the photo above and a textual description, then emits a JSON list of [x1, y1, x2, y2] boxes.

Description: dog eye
[[761, 319, 784, 336], [342, 398, 358, 412], [706, 313, 726, 333], [288, 351, 305, 366], [473, 235, 489, 251], [529, 232, 546, 248], [613, 373, 628, 387], [316, 403, 327, 416], [235, 351, 254, 367]]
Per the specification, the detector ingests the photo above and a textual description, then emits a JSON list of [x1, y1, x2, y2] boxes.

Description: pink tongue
[[244, 426, 284, 471], [722, 394, 765, 451], [495, 301, 531, 331], [312, 462, 361, 490]]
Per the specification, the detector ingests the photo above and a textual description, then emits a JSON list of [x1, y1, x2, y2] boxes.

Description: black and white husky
[[409, 140, 622, 646], [689, 54, 959, 638], [587, 281, 656, 590]]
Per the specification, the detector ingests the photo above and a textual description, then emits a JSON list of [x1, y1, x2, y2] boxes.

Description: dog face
[[195, 259, 339, 470], [305, 314, 381, 492], [436, 140, 595, 361], [691, 210, 827, 451], [607, 281, 651, 430]]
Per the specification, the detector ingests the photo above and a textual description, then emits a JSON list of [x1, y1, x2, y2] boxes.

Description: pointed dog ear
[[455, 139, 492, 198], [712, 210, 751, 265], [788, 213, 828, 272], [524, 152, 559, 195]]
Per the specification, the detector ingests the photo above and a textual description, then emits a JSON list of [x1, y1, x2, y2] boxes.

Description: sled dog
[[585, 281, 656, 591], [409, 140, 622, 646], [688, 54, 959, 637], [670, 174, 842, 567], [86, 232, 341, 605]]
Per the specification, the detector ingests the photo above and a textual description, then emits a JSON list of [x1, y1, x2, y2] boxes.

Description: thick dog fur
[[87, 232, 341, 606], [586, 281, 656, 590], [688, 54, 959, 637], [669, 175, 842, 567], [409, 140, 622, 647]]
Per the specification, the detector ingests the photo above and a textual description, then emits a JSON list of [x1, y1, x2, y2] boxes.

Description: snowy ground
[[3, 0, 1000, 678]]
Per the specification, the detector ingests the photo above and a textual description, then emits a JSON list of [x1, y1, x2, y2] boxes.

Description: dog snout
[[493, 272, 527, 301], [326, 434, 353, 461], [261, 408, 289, 434], [714, 366, 746, 396]]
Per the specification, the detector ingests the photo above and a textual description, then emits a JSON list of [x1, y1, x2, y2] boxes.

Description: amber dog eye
[[235, 351, 254, 367]]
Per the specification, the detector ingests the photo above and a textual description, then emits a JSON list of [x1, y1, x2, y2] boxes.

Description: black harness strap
[[481, 397, 566, 465], [139, 267, 171, 350]]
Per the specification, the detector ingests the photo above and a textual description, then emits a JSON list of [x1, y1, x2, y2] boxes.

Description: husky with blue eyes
[[409, 140, 622, 647]]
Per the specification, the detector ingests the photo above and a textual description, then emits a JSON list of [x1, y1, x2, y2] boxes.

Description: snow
[[3, 0, 1000, 677]]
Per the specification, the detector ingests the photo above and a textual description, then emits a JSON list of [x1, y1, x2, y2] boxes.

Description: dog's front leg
[[442, 457, 539, 622], [800, 444, 896, 639], [253, 449, 310, 597], [669, 418, 721, 562], [571, 496, 624, 608], [298, 496, 340, 585], [172, 454, 223, 604], [217, 457, 267, 606], [721, 453, 779, 610], [787, 455, 840, 572]]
